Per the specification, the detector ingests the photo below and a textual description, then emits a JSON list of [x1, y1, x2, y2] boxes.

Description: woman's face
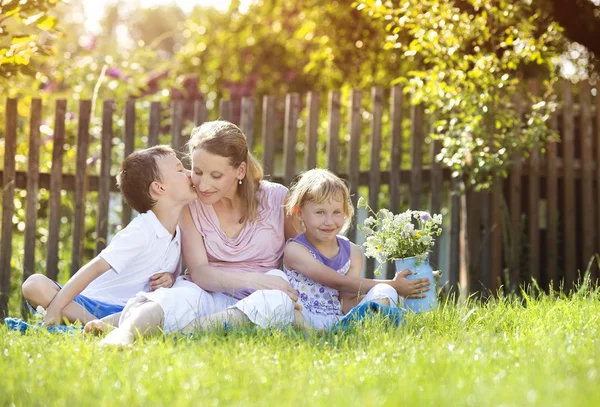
[[191, 148, 245, 204]]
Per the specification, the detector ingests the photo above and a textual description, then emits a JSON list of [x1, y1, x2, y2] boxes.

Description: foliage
[[357, 0, 564, 189], [358, 197, 443, 270], [2, 291, 600, 405], [0, 0, 61, 79]]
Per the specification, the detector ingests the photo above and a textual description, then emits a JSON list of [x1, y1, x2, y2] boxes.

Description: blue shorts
[[27, 281, 124, 320]]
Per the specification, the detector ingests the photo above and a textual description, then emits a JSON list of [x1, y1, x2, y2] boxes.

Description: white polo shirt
[[80, 210, 182, 306]]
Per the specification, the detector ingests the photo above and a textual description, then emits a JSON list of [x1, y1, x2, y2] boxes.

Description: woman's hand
[[253, 274, 299, 303], [150, 272, 175, 291], [391, 269, 431, 298]]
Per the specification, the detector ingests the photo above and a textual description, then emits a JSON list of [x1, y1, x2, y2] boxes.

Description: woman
[[97, 120, 299, 346]]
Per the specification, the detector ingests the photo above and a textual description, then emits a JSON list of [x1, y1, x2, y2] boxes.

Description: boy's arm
[[44, 257, 112, 325], [339, 244, 364, 314]]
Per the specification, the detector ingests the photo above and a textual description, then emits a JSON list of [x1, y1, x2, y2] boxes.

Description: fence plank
[[283, 93, 300, 186], [21, 99, 42, 315], [546, 113, 559, 290], [95, 100, 114, 256], [70, 100, 92, 277], [449, 176, 461, 297], [509, 151, 522, 292], [194, 100, 207, 127], [389, 85, 403, 215], [305, 92, 319, 170], [579, 81, 595, 274], [410, 104, 424, 209], [219, 99, 232, 122], [366, 87, 384, 279], [563, 80, 576, 289], [122, 100, 136, 226], [148, 101, 161, 147], [491, 180, 503, 293], [597, 91, 600, 280], [171, 100, 184, 156], [46, 100, 66, 282], [386, 86, 404, 279], [261, 96, 276, 178], [240, 97, 255, 151], [430, 138, 442, 270], [528, 139, 541, 285], [327, 91, 341, 174], [347, 90, 362, 242], [466, 188, 482, 294], [0, 99, 17, 316]]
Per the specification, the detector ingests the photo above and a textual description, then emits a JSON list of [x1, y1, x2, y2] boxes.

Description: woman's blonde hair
[[285, 168, 354, 233], [188, 120, 264, 223]]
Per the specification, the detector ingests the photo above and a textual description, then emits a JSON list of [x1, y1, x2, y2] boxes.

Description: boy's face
[[156, 154, 197, 204]]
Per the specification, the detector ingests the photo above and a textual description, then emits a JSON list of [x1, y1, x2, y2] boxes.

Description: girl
[[283, 168, 431, 330]]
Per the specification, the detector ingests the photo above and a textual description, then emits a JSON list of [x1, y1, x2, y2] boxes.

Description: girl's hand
[[391, 269, 431, 298], [254, 274, 299, 303], [150, 272, 175, 291]]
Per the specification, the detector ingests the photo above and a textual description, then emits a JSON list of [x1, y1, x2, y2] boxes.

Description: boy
[[21, 145, 198, 326]]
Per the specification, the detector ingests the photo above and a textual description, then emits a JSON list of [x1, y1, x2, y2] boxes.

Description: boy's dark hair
[[116, 145, 175, 213]]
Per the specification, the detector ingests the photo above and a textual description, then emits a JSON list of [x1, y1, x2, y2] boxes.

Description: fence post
[[546, 113, 559, 290], [283, 93, 300, 186], [366, 87, 383, 278], [327, 91, 341, 174], [70, 100, 92, 277], [148, 101, 161, 147], [240, 97, 255, 152], [347, 90, 362, 242], [562, 80, 576, 289], [261, 96, 276, 178], [95, 100, 114, 256], [46, 100, 66, 282], [122, 100, 136, 227], [409, 104, 424, 210], [0, 99, 18, 317], [305, 92, 319, 171], [579, 81, 595, 277], [21, 99, 42, 316], [387, 85, 404, 279]]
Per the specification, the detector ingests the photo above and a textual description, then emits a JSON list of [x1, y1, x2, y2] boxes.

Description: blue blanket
[[4, 317, 83, 334], [5, 301, 405, 335], [331, 301, 406, 330]]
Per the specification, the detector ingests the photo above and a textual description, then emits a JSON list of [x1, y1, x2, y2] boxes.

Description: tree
[[0, 0, 61, 78], [358, 0, 564, 189]]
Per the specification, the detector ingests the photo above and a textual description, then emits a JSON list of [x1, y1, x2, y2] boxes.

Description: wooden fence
[[1, 81, 600, 317]]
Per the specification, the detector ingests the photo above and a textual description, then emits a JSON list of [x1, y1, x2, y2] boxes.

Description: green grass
[[2, 289, 600, 406]]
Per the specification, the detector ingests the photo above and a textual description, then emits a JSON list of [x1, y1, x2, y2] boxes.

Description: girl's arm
[[180, 206, 298, 301], [339, 244, 364, 314], [284, 241, 431, 299]]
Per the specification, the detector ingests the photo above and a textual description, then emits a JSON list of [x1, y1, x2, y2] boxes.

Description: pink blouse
[[188, 180, 288, 298]]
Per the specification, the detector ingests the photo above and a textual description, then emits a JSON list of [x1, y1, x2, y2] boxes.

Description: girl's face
[[297, 197, 347, 243], [191, 148, 246, 205]]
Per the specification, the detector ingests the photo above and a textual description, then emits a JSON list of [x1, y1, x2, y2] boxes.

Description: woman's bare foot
[[98, 328, 135, 348], [293, 309, 314, 333], [84, 319, 114, 336]]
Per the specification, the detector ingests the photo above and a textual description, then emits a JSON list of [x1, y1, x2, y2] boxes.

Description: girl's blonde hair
[[285, 168, 354, 233], [188, 120, 264, 223]]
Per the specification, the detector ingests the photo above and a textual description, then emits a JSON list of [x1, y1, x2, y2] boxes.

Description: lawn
[[1, 289, 599, 406]]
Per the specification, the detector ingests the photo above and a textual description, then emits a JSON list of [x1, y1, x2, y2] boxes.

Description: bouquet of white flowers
[[357, 197, 442, 275]]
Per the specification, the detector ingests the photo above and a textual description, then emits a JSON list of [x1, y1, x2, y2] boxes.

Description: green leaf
[[36, 15, 56, 31]]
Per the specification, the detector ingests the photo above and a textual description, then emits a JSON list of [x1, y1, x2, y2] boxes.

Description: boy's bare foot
[[98, 328, 135, 348], [84, 319, 114, 336]]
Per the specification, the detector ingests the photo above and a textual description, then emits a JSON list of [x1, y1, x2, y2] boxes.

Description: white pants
[[233, 272, 400, 330], [119, 269, 290, 333]]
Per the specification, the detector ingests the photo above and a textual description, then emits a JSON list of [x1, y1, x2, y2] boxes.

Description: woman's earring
[[238, 179, 242, 185]]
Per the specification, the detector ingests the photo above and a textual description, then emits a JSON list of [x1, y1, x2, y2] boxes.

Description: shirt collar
[[141, 210, 176, 239]]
